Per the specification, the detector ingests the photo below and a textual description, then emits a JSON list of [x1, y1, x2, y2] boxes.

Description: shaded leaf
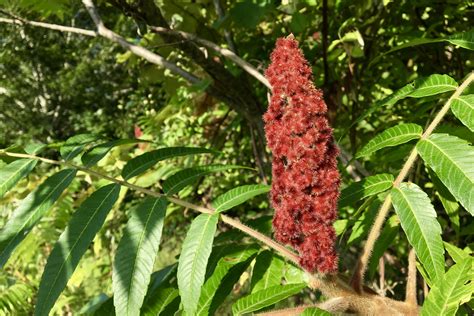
[[163, 165, 251, 195], [417, 133, 474, 215], [82, 139, 149, 167], [0, 168, 76, 267], [142, 287, 179, 316], [368, 215, 400, 278], [0, 159, 37, 198], [177, 213, 218, 315], [356, 123, 422, 158], [251, 251, 284, 293], [391, 183, 445, 282], [60, 134, 100, 161], [339, 173, 394, 208], [421, 257, 474, 316], [35, 184, 120, 316], [112, 198, 167, 316], [196, 246, 258, 315], [232, 283, 305, 315], [212, 184, 270, 213], [122, 147, 217, 180], [451, 95, 474, 132]]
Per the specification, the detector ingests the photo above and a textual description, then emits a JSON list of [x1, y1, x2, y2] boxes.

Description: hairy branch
[[351, 71, 474, 292], [81, 0, 200, 84], [406, 248, 418, 306], [150, 26, 271, 89], [0, 15, 97, 37]]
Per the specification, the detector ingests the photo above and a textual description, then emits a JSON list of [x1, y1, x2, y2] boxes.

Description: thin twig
[[212, 0, 236, 53], [150, 26, 271, 89], [0, 17, 97, 37], [82, 0, 200, 84], [0, 150, 299, 264], [351, 71, 474, 292]]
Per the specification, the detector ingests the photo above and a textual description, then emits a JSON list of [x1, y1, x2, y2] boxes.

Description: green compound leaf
[[451, 95, 474, 132], [34, 184, 120, 316], [417, 133, 474, 215], [82, 139, 149, 167], [196, 246, 258, 316], [163, 165, 252, 195], [0, 168, 76, 268], [232, 283, 305, 315], [421, 257, 474, 316], [391, 183, 445, 283], [112, 197, 167, 316], [212, 184, 270, 213], [356, 123, 422, 158], [0, 159, 37, 198], [60, 134, 100, 161], [177, 213, 219, 316], [339, 173, 394, 208], [122, 147, 217, 180]]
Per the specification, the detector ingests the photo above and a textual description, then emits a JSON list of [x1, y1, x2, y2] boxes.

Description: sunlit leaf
[[408, 74, 458, 98], [212, 184, 270, 213], [391, 183, 445, 282], [177, 213, 218, 315], [122, 147, 217, 180], [339, 173, 394, 208], [0, 159, 37, 198], [0, 169, 76, 267], [356, 123, 422, 158], [417, 133, 474, 215], [35, 184, 120, 316], [443, 242, 471, 264], [451, 95, 474, 132], [163, 165, 252, 195], [421, 257, 474, 316], [112, 197, 167, 316], [232, 283, 305, 315], [82, 139, 149, 167]]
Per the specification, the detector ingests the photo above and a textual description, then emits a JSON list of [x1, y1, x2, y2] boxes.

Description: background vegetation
[[0, 0, 472, 315]]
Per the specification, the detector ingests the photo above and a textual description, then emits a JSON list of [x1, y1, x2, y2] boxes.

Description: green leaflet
[[339, 173, 394, 208], [212, 184, 270, 213], [421, 257, 474, 316], [163, 165, 252, 195], [232, 283, 305, 315], [142, 287, 180, 316], [443, 242, 471, 264], [0, 168, 76, 268], [250, 251, 284, 293], [356, 123, 422, 158], [177, 213, 219, 316], [368, 215, 400, 278], [112, 197, 167, 316], [301, 307, 332, 315], [0, 159, 37, 198], [82, 139, 149, 167], [196, 246, 258, 316], [60, 134, 100, 161], [391, 183, 445, 283], [122, 147, 217, 180], [340, 74, 458, 140], [451, 95, 474, 132], [417, 133, 474, 215], [35, 184, 121, 316]]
